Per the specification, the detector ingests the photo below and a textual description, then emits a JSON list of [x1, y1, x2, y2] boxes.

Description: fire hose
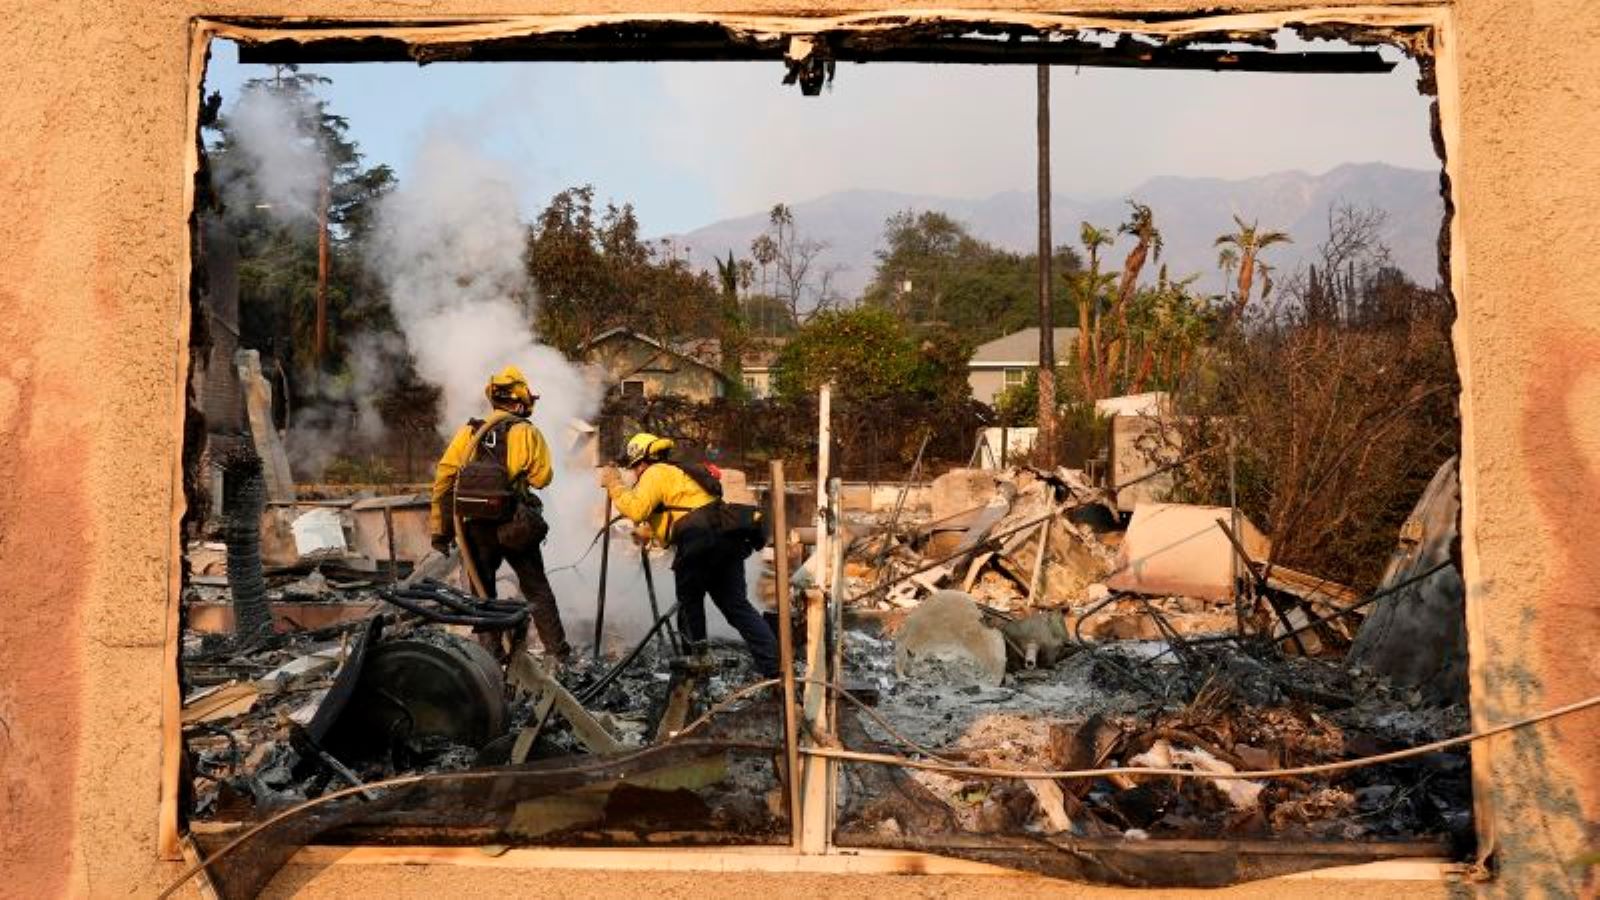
[[379, 580, 529, 630]]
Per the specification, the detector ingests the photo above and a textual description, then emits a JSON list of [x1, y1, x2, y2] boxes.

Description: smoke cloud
[[365, 127, 713, 649], [221, 92, 753, 649], [284, 332, 409, 481], [219, 85, 324, 225]]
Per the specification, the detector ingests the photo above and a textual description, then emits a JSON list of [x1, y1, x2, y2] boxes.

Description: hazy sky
[[204, 36, 1438, 236]]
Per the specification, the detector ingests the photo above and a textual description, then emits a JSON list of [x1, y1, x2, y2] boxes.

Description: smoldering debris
[[808, 463, 1470, 851], [182, 577, 783, 830], [179, 456, 1474, 886]]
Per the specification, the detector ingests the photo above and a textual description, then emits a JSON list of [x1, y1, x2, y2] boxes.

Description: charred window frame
[[168, 4, 1469, 886]]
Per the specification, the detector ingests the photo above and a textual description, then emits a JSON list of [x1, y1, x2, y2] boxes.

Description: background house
[[580, 327, 731, 402], [967, 326, 1079, 405], [740, 339, 784, 399]]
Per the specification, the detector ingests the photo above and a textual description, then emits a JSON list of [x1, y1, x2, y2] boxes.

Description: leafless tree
[[750, 204, 842, 325]]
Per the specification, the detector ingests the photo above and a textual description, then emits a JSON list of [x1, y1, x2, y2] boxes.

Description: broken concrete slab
[[1106, 503, 1269, 602], [894, 590, 1006, 687], [1093, 391, 1171, 419], [291, 507, 348, 558], [1107, 414, 1184, 512]]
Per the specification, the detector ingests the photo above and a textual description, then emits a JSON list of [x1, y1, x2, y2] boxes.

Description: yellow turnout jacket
[[605, 462, 716, 547], [430, 410, 553, 536]]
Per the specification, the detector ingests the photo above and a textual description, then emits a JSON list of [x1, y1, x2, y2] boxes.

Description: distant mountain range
[[661, 163, 1444, 300]]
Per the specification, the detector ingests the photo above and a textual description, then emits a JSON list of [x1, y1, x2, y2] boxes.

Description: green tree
[[207, 67, 396, 393], [1127, 266, 1212, 393], [772, 307, 931, 401], [526, 185, 719, 355], [908, 326, 974, 405], [862, 210, 1081, 343], [714, 250, 748, 397]]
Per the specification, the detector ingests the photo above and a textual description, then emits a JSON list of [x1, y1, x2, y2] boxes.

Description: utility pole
[[1035, 63, 1058, 467], [314, 170, 330, 370]]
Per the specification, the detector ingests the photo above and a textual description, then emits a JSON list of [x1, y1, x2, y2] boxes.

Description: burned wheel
[[328, 633, 507, 759]]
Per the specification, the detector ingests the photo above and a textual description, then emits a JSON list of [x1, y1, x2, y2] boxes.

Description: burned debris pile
[[815, 463, 1470, 852], [180, 498, 785, 849], [178, 454, 1472, 891]]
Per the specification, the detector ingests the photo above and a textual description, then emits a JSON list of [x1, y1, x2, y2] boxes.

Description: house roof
[[580, 327, 729, 382], [741, 338, 786, 370], [970, 327, 1081, 366]]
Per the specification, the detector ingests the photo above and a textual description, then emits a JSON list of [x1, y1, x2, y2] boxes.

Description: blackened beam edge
[[237, 36, 1395, 73]]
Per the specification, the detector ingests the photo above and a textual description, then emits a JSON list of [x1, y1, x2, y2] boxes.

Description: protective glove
[[597, 466, 623, 491], [430, 533, 454, 554]]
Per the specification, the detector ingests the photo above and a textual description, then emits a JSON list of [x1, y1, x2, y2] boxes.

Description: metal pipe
[[1228, 433, 1241, 633], [1110, 440, 1224, 492], [1213, 517, 1308, 656], [769, 460, 803, 849], [592, 495, 613, 662], [574, 600, 683, 706], [825, 476, 846, 846], [811, 382, 832, 589], [827, 477, 846, 720], [639, 543, 678, 656], [871, 430, 930, 587]]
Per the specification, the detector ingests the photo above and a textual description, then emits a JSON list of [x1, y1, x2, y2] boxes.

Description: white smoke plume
[[220, 85, 325, 225], [215, 82, 397, 481], [366, 128, 715, 650], [284, 332, 408, 481]]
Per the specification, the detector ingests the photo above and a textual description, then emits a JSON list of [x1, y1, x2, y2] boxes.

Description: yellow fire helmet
[[621, 432, 674, 467], [485, 364, 537, 406]]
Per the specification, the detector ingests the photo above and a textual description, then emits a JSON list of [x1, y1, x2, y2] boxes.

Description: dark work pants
[[673, 547, 780, 677], [464, 519, 571, 659]]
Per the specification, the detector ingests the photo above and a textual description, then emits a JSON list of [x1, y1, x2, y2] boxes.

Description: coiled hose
[[379, 579, 530, 630]]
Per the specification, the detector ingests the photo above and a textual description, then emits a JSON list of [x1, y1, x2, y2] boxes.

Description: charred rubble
[[178, 455, 1472, 889]]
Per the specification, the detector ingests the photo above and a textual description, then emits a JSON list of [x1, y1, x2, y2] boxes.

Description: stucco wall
[[970, 367, 1018, 405], [585, 335, 727, 401], [1, 2, 1598, 897]]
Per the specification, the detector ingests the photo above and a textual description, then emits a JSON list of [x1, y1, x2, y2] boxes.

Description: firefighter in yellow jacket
[[430, 365, 570, 661], [599, 433, 778, 677]]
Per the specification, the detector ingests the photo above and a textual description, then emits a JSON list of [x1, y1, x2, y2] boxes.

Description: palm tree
[[1217, 246, 1239, 291], [1108, 202, 1162, 393], [1076, 222, 1114, 399], [1215, 215, 1291, 324]]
